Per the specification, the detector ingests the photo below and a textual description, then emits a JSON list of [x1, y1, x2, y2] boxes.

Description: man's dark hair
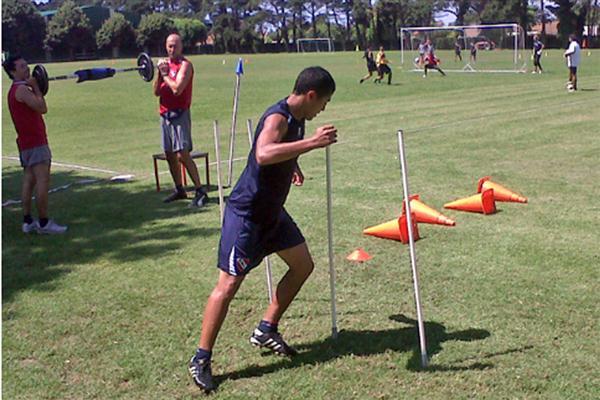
[[569, 34, 578, 42], [293, 66, 335, 97], [2, 54, 23, 80]]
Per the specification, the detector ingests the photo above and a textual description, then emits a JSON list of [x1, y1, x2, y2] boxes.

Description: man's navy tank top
[[227, 98, 305, 225]]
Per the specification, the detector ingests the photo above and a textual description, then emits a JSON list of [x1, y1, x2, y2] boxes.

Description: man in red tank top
[[153, 33, 208, 207], [3, 55, 67, 234]]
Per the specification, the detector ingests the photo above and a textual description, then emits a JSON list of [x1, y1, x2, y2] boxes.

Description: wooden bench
[[152, 151, 210, 192]]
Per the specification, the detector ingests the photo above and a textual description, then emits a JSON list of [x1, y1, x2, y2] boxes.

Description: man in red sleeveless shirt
[[153, 33, 208, 207], [3, 55, 67, 234]]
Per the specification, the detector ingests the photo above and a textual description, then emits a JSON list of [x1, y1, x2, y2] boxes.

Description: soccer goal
[[297, 38, 334, 53], [400, 24, 527, 73]]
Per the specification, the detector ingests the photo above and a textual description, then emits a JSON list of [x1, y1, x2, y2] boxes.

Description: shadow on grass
[[2, 168, 220, 302], [220, 314, 494, 384]]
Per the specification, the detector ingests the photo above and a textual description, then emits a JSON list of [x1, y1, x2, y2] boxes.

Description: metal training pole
[[213, 120, 225, 224], [397, 130, 428, 368], [227, 58, 244, 187], [325, 146, 338, 338], [246, 118, 275, 303]]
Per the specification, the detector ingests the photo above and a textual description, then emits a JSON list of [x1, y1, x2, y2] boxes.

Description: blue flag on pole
[[235, 58, 244, 75]]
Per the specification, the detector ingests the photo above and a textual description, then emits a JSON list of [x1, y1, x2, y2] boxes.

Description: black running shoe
[[249, 329, 298, 357], [191, 188, 209, 208], [163, 189, 187, 203], [188, 357, 217, 393]]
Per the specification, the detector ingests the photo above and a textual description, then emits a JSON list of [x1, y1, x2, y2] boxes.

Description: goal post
[[297, 38, 334, 53], [400, 24, 526, 73]]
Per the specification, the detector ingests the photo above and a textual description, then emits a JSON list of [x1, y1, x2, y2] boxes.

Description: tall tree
[[288, 0, 305, 44], [96, 12, 136, 56], [548, 0, 586, 43], [435, 0, 474, 25], [352, 0, 371, 48], [2, 0, 47, 59], [44, 0, 95, 59], [136, 13, 175, 54], [173, 18, 208, 52]]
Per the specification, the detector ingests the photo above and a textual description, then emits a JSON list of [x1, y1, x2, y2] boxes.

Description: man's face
[[11, 58, 30, 81], [306, 91, 332, 121], [165, 35, 183, 59]]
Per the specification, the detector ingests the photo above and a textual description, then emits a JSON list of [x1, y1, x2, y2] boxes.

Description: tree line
[[2, 0, 599, 60]]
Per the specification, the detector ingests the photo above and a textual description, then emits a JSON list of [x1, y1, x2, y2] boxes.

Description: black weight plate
[[33, 64, 49, 95], [137, 53, 154, 82]]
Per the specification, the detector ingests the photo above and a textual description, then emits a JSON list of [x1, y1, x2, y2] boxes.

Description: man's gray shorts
[[161, 108, 193, 153], [19, 145, 52, 168]]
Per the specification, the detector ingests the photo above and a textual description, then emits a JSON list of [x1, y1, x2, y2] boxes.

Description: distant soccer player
[[564, 34, 581, 92], [423, 50, 446, 77], [359, 47, 377, 84], [187, 67, 337, 393], [418, 40, 427, 66], [454, 40, 462, 62], [470, 42, 477, 63], [374, 46, 392, 85], [3, 54, 68, 234], [532, 35, 544, 74]]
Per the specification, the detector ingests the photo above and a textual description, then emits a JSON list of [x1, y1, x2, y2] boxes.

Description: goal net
[[297, 38, 334, 53], [400, 24, 526, 73]]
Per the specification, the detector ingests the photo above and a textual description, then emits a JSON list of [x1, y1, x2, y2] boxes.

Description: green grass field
[[3, 50, 599, 399]]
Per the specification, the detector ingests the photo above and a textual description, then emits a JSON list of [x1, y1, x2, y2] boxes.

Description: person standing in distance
[[154, 33, 208, 207], [564, 34, 581, 92], [188, 67, 337, 393], [470, 42, 477, 63], [532, 35, 545, 74], [454, 39, 462, 62], [3, 54, 67, 234]]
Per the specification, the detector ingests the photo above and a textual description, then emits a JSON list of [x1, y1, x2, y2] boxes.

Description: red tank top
[[7, 82, 48, 151], [158, 57, 193, 114]]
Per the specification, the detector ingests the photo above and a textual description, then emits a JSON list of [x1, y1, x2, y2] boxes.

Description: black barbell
[[32, 53, 155, 96]]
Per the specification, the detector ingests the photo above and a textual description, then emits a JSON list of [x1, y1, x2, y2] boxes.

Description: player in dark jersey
[[359, 47, 377, 83], [188, 67, 337, 393], [532, 35, 544, 74], [470, 42, 477, 63], [454, 40, 462, 62]]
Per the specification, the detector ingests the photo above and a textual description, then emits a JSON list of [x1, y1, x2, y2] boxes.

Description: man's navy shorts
[[217, 205, 305, 276]]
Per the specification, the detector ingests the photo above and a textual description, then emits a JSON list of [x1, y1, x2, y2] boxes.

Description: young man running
[[374, 46, 392, 85], [359, 47, 377, 83], [188, 67, 337, 393], [3, 54, 68, 234]]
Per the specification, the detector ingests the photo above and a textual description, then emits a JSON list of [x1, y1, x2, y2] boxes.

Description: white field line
[[2, 156, 250, 207], [3, 156, 122, 175]]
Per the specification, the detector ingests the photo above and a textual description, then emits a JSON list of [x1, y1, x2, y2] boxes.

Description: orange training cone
[[478, 176, 527, 203], [398, 214, 420, 244], [363, 214, 419, 244], [346, 248, 372, 262], [444, 188, 496, 214], [402, 194, 455, 226]]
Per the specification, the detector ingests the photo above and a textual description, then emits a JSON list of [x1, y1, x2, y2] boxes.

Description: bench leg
[[153, 158, 160, 192], [205, 155, 210, 188], [180, 162, 187, 187]]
